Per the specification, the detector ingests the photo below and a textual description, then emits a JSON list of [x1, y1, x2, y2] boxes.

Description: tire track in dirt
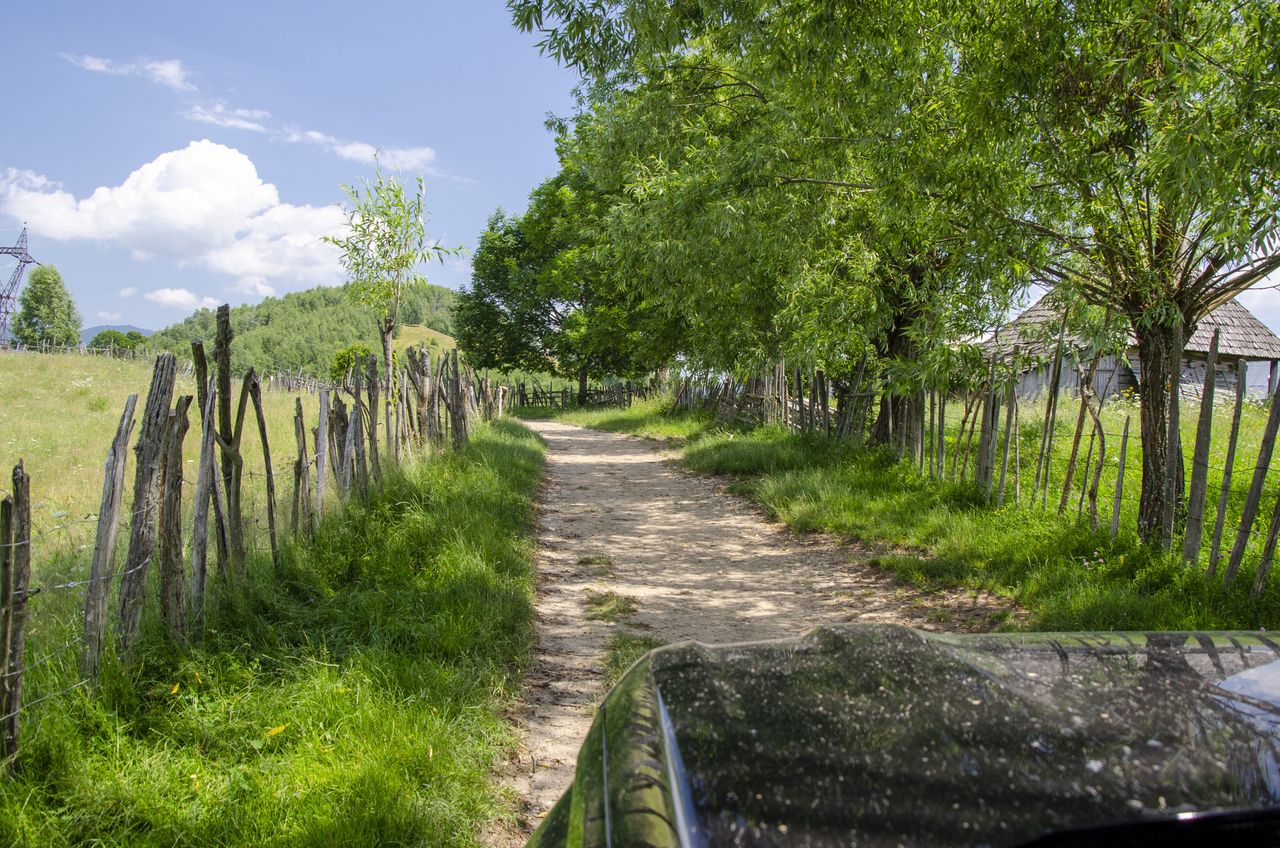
[[496, 419, 1015, 843]]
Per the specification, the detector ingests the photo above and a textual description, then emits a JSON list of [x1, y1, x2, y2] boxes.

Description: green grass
[[683, 427, 1280, 631], [583, 590, 638, 622], [0, 419, 545, 847], [602, 632, 665, 688]]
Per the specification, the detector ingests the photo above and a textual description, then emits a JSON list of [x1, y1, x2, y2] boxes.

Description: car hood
[[529, 625, 1280, 847]]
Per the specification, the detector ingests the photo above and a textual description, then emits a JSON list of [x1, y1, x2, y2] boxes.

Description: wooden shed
[[984, 295, 1280, 401]]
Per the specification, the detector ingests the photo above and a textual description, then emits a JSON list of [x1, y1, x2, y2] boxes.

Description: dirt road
[[499, 419, 1013, 841]]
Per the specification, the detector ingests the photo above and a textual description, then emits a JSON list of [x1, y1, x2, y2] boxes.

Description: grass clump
[[0, 419, 545, 847], [584, 590, 638, 622], [603, 632, 665, 687]]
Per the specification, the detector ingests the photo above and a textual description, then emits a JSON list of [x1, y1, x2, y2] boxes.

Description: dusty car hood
[[529, 625, 1280, 847]]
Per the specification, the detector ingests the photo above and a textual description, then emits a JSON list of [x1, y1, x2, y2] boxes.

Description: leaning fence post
[[1223, 381, 1280, 587], [1208, 362, 1248, 578], [81, 394, 138, 681], [117, 353, 177, 656], [1251, 490, 1280, 598], [1183, 329, 1220, 566]]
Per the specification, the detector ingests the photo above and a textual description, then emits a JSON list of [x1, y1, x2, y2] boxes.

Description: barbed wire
[[1, 679, 88, 724]]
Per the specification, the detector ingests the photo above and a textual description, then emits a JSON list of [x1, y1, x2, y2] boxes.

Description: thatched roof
[[984, 295, 1280, 361]]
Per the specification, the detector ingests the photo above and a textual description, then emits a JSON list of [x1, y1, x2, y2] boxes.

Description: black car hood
[[529, 625, 1280, 847]]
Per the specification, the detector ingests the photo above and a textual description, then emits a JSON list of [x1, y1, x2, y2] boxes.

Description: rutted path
[[498, 420, 1014, 842]]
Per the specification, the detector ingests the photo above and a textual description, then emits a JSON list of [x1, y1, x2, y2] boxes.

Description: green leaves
[[323, 163, 459, 331], [14, 265, 80, 348]]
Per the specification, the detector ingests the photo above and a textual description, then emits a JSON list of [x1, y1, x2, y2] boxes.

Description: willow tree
[[325, 165, 456, 451], [954, 0, 1280, 545]]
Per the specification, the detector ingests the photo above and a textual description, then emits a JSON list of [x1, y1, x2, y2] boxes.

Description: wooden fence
[[0, 304, 508, 770]]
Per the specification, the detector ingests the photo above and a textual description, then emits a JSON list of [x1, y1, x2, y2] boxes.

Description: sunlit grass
[[0, 418, 546, 847]]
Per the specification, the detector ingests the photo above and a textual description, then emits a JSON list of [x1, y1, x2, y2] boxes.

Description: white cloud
[[183, 103, 270, 132], [145, 288, 221, 311], [227, 276, 276, 297], [288, 129, 437, 171], [96, 311, 124, 322], [1, 141, 346, 303], [59, 53, 195, 91], [118, 286, 138, 297]]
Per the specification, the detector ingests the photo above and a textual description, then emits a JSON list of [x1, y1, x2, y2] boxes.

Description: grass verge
[[0, 418, 545, 847], [681, 426, 1280, 630]]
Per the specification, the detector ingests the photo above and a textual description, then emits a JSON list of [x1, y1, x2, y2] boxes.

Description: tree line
[[454, 0, 1280, 547]]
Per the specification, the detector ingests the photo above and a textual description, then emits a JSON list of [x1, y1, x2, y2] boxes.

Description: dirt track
[[497, 419, 1014, 843]]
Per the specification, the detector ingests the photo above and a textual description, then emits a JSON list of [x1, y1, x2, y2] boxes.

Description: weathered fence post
[[117, 353, 177, 656], [996, 368, 1017, 506], [1111, 416, 1130, 537], [293, 397, 315, 535], [314, 388, 330, 520], [248, 376, 281, 572], [1208, 362, 1248, 577], [364, 355, 382, 480], [1058, 352, 1102, 514], [191, 384, 218, 627], [1033, 311, 1069, 505], [81, 395, 137, 682], [1183, 329, 1220, 565], [1251, 490, 1280, 598], [1223, 381, 1280, 587], [2, 463, 31, 763], [158, 396, 193, 644], [214, 307, 250, 575]]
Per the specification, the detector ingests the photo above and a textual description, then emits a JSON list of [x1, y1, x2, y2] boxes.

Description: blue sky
[[1, 2, 578, 330]]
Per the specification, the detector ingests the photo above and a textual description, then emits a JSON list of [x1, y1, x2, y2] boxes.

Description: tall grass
[[0, 419, 545, 847]]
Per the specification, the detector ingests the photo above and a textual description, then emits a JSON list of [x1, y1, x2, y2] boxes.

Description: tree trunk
[[870, 328, 924, 450], [577, 367, 589, 407], [1134, 322, 1185, 546]]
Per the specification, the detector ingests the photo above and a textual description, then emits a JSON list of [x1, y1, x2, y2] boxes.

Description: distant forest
[[147, 284, 456, 377]]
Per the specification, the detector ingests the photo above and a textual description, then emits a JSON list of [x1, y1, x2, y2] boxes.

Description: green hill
[[147, 284, 456, 377]]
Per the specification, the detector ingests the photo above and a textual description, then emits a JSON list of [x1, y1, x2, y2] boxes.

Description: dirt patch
[[495, 420, 1016, 844]]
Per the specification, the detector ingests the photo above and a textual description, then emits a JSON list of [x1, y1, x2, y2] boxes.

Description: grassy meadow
[[525, 392, 1280, 631], [0, 350, 548, 846]]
